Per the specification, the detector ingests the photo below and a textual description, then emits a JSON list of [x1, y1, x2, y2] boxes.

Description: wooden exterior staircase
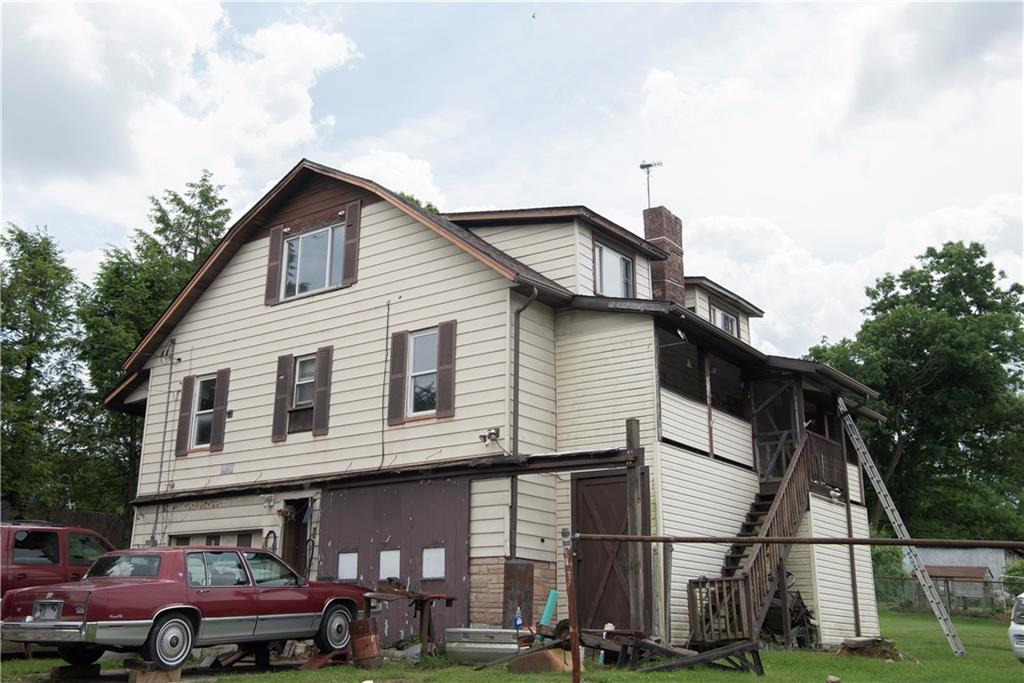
[[687, 431, 845, 644]]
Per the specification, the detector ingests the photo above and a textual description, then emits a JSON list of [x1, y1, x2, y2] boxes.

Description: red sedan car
[[1, 547, 367, 669]]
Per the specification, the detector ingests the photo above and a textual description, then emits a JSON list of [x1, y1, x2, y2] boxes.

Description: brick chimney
[[643, 206, 685, 306]]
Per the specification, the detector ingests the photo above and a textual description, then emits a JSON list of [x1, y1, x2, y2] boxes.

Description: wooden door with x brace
[[570, 469, 651, 632]]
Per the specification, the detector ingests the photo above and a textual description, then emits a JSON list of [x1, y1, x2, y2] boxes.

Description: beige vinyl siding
[[514, 296, 556, 454], [554, 310, 658, 451], [711, 410, 754, 468], [576, 223, 594, 296], [471, 223, 578, 292], [634, 254, 652, 299], [659, 442, 760, 638], [684, 286, 711, 320], [660, 390, 710, 452], [136, 201, 510, 496], [786, 512, 817, 620], [847, 463, 862, 504], [470, 478, 511, 558], [738, 314, 751, 344], [516, 474, 557, 563], [805, 494, 881, 643]]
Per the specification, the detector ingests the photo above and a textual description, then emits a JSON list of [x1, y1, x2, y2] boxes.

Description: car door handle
[[16, 573, 27, 579], [196, 589, 211, 594], [70, 573, 81, 579]]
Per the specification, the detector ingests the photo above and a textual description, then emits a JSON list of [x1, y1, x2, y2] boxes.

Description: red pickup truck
[[1, 546, 367, 669], [1, 522, 113, 596]]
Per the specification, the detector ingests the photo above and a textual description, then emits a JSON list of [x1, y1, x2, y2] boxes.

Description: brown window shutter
[[436, 320, 457, 418], [209, 368, 231, 452], [387, 331, 408, 426], [312, 346, 334, 436], [341, 200, 361, 287], [265, 224, 285, 305], [272, 354, 294, 443], [175, 375, 196, 457]]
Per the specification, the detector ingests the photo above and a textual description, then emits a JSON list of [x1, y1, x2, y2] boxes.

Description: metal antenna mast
[[639, 160, 663, 208]]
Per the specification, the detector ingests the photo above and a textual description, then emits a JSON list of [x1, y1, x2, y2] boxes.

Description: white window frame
[[379, 549, 401, 580], [594, 242, 634, 297], [337, 551, 359, 581], [422, 546, 445, 580], [191, 374, 217, 448], [280, 223, 345, 301], [711, 306, 739, 338], [407, 328, 439, 417], [292, 354, 317, 408]]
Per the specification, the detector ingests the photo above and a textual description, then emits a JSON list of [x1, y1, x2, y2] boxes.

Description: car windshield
[[85, 555, 162, 578]]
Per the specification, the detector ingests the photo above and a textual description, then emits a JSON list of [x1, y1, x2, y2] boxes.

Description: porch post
[[625, 418, 645, 631]]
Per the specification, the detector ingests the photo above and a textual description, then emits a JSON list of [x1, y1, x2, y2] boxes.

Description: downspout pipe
[[510, 286, 538, 560]]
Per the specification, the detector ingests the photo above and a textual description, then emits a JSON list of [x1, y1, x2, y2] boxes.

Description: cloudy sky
[[3, 2, 1021, 356]]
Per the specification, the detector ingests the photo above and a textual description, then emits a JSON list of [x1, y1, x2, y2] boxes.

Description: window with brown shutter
[[273, 349, 334, 440], [175, 375, 196, 456], [387, 332, 408, 426], [387, 321, 457, 425], [265, 201, 362, 306], [209, 368, 231, 452]]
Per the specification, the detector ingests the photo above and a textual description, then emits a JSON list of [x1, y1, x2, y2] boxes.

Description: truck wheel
[[57, 645, 105, 666], [143, 612, 194, 669], [314, 603, 353, 653]]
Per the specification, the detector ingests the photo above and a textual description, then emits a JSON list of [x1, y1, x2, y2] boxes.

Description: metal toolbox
[[444, 627, 522, 665]]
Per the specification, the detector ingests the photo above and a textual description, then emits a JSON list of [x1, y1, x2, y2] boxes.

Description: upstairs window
[[281, 224, 345, 300], [192, 375, 217, 448], [408, 329, 439, 416], [293, 355, 317, 408], [711, 305, 739, 338], [595, 242, 634, 297]]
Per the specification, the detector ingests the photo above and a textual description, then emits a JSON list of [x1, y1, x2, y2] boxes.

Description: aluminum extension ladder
[[837, 398, 966, 656]]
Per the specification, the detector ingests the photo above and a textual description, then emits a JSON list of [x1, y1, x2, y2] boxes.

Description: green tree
[[77, 170, 231, 505], [0, 225, 103, 513], [1005, 558, 1024, 597], [397, 192, 440, 214], [809, 242, 1024, 540]]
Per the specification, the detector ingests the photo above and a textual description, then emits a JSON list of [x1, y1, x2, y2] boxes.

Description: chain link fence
[[875, 575, 1021, 617]]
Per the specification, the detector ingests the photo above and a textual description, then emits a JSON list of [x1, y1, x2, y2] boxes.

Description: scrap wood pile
[[477, 620, 764, 675]]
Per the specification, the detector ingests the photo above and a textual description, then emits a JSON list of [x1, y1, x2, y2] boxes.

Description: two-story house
[[106, 159, 881, 649]]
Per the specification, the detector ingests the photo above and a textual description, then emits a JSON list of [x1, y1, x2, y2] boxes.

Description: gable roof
[[444, 206, 669, 261], [105, 159, 572, 406]]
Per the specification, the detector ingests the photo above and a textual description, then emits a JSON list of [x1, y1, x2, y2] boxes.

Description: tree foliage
[[1004, 558, 1024, 597], [809, 242, 1024, 540], [397, 191, 440, 214]]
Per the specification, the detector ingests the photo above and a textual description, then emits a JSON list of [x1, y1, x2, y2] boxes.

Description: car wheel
[[143, 612, 194, 669], [57, 645, 105, 666], [314, 603, 354, 653]]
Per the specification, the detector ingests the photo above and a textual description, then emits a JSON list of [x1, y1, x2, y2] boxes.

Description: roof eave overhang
[[447, 207, 669, 261], [764, 355, 880, 402], [103, 369, 150, 415], [683, 276, 764, 317]]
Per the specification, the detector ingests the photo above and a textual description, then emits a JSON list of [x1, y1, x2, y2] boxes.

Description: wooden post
[[663, 542, 673, 644], [563, 530, 581, 683], [779, 554, 791, 649], [625, 418, 644, 632]]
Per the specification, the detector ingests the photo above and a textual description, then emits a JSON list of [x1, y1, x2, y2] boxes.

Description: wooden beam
[[625, 418, 644, 632]]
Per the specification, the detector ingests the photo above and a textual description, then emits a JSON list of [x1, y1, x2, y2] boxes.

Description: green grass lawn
[[3, 610, 1020, 682]]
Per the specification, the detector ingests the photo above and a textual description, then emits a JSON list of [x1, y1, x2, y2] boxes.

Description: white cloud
[[686, 193, 1023, 356], [3, 3, 358, 234], [341, 150, 446, 208]]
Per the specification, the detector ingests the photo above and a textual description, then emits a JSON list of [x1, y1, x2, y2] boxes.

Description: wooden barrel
[[350, 618, 382, 669]]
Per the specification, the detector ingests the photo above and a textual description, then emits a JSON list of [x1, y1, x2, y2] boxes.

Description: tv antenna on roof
[[640, 160, 663, 208]]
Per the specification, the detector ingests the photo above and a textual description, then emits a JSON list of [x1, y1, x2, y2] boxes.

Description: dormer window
[[282, 224, 345, 300], [594, 241, 634, 297], [711, 305, 739, 338]]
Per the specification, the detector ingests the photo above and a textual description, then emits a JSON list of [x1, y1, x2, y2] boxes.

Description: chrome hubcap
[[157, 619, 191, 666], [327, 610, 350, 648]]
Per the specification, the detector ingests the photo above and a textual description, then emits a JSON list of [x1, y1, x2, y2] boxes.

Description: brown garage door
[[571, 469, 651, 632], [318, 477, 469, 645]]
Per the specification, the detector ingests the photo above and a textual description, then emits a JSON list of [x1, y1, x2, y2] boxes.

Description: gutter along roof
[[445, 206, 669, 261], [104, 159, 573, 409]]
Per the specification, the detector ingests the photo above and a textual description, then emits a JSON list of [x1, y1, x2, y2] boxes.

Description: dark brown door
[[280, 498, 310, 576], [571, 469, 650, 632], [318, 478, 469, 645]]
